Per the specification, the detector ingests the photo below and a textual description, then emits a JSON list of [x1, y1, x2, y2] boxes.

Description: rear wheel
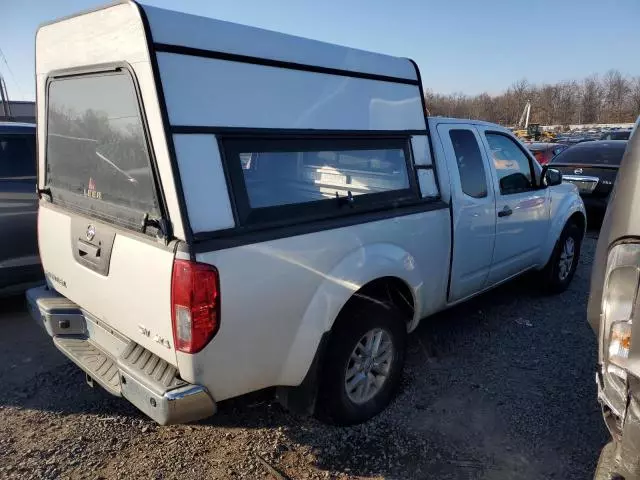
[[542, 222, 582, 294], [317, 301, 407, 425]]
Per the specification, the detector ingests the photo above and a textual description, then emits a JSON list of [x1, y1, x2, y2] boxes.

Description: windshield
[[46, 70, 159, 228], [551, 142, 627, 166]]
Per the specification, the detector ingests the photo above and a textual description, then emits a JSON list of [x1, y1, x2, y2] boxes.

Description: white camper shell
[[29, 1, 585, 425]]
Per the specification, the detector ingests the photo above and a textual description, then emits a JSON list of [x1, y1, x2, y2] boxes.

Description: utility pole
[[0, 73, 12, 119]]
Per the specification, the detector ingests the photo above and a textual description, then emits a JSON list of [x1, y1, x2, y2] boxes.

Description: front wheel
[[317, 301, 407, 425], [541, 222, 582, 294]]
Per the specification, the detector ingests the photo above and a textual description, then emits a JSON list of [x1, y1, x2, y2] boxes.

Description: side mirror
[[540, 165, 562, 187]]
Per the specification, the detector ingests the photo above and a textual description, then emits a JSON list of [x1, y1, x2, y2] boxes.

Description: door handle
[[498, 206, 513, 218], [77, 239, 101, 259]]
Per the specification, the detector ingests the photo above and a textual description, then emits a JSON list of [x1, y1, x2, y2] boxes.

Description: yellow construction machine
[[512, 101, 555, 141]]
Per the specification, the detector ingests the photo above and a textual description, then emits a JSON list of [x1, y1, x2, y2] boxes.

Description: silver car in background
[[0, 122, 41, 295]]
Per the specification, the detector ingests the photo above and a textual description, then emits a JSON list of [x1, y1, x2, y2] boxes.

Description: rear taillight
[[171, 259, 220, 354]]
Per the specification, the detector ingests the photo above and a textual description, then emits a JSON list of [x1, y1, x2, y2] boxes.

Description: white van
[[28, 1, 585, 425]]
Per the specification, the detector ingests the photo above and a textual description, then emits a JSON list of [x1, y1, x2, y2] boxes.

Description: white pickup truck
[[28, 1, 586, 425]]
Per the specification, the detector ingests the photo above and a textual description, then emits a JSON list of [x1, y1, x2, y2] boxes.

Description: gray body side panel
[[0, 126, 41, 290], [588, 126, 640, 350]]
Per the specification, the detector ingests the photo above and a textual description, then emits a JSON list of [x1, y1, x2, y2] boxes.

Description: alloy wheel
[[558, 236, 575, 281], [344, 328, 394, 404]]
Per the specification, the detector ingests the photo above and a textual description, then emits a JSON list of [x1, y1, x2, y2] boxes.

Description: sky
[[2, 0, 639, 101]]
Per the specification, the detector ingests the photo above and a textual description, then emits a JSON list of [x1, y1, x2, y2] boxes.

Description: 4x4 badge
[[86, 224, 96, 241]]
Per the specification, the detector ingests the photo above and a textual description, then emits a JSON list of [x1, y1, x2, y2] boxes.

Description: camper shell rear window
[[221, 136, 419, 227], [45, 69, 161, 231]]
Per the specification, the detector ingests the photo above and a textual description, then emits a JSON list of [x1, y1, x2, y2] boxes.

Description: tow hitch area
[[26, 285, 217, 425]]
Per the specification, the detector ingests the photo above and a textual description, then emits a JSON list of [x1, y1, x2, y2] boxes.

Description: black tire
[[317, 300, 407, 425], [541, 222, 582, 294]]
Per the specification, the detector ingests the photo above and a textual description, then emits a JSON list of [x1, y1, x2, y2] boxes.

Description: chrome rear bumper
[[26, 285, 216, 425]]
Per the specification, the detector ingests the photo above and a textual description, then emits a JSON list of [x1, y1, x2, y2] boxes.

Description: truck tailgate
[[39, 205, 177, 364]]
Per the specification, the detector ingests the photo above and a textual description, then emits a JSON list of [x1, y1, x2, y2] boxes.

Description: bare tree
[[556, 81, 580, 125], [603, 69, 630, 123], [423, 70, 639, 126], [506, 79, 531, 125], [580, 75, 602, 124], [533, 84, 556, 124], [628, 77, 640, 122]]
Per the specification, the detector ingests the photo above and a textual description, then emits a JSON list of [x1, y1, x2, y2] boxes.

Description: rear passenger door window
[[0, 134, 36, 179], [449, 129, 488, 198], [221, 136, 421, 226], [485, 133, 535, 195]]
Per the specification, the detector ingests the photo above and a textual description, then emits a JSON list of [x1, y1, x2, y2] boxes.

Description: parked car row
[[554, 128, 632, 145]]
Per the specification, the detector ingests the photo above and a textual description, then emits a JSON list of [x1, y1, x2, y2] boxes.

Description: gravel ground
[[0, 233, 608, 479]]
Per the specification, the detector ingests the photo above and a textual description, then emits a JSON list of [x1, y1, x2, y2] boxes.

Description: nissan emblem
[[86, 224, 96, 241]]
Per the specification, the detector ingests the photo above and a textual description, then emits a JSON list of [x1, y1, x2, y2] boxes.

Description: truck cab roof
[[428, 117, 510, 132], [0, 122, 36, 134]]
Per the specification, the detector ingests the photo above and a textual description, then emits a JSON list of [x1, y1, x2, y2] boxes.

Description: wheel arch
[[275, 274, 415, 417], [540, 192, 586, 267], [568, 210, 586, 235], [276, 243, 423, 388], [346, 276, 416, 327]]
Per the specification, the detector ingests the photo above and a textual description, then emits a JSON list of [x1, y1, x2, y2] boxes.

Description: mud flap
[[276, 332, 328, 416]]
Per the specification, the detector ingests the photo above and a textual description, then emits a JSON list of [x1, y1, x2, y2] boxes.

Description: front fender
[[540, 184, 586, 267], [277, 242, 424, 385]]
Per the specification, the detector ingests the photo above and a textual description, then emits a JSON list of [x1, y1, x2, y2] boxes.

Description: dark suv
[[589, 119, 640, 479], [0, 122, 41, 295]]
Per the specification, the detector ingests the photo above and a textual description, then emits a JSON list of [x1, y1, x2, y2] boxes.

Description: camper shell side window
[[220, 135, 420, 227]]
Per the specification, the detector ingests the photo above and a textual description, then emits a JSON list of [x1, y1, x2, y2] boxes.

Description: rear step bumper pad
[[26, 285, 216, 425], [54, 336, 122, 396]]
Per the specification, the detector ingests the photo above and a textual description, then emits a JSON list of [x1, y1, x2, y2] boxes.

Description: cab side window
[[449, 129, 488, 198], [485, 133, 534, 195]]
